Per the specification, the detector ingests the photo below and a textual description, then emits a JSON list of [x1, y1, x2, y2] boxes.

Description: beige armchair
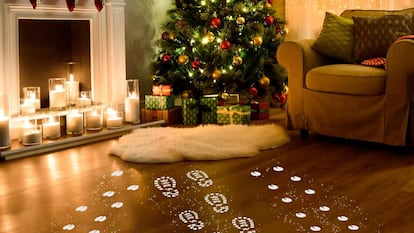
[[277, 8, 414, 146]]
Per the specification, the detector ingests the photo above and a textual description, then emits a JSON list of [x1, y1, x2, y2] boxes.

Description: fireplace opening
[[18, 19, 91, 108]]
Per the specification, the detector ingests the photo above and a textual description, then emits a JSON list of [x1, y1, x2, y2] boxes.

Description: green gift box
[[217, 104, 251, 125], [145, 95, 174, 110], [200, 96, 217, 124], [182, 96, 218, 124], [182, 98, 198, 124]]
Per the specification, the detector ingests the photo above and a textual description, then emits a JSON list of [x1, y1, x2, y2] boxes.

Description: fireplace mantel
[[0, 0, 127, 115]]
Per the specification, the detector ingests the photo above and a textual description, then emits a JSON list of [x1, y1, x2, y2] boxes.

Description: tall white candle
[[66, 111, 83, 135], [125, 94, 140, 123], [50, 84, 66, 109], [42, 117, 61, 139], [86, 111, 102, 130], [0, 114, 10, 149], [66, 74, 79, 106]]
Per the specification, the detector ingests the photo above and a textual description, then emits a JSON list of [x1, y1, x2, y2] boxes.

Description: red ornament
[[265, 15, 275, 26], [30, 0, 37, 9], [249, 87, 258, 97], [273, 93, 287, 104], [161, 54, 171, 63], [66, 0, 76, 12], [161, 31, 169, 40], [220, 40, 231, 50], [268, 0, 274, 3], [95, 0, 104, 12], [191, 60, 201, 69], [210, 17, 221, 28]]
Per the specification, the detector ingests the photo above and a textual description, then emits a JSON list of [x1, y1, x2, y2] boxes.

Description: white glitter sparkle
[[75, 206, 88, 212], [267, 184, 279, 190], [62, 224, 75, 231], [348, 224, 360, 231]]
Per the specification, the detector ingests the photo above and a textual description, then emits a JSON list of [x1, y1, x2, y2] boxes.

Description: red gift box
[[141, 107, 182, 125], [152, 85, 173, 96], [250, 101, 270, 120]]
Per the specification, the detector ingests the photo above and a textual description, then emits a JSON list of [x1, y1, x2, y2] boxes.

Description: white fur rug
[[110, 124, 290, 163]]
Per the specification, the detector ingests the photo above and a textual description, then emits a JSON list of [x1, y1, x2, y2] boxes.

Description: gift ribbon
[[217, 106, 250, 124]]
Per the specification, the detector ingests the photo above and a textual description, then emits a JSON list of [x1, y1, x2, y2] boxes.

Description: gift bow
[[217, 106, 250, 124]]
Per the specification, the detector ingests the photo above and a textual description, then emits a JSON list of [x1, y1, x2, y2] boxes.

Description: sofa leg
[[300, 130, 309, 138]]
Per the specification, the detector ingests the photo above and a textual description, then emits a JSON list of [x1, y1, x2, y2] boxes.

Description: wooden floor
[[1, 110, 414, 233]]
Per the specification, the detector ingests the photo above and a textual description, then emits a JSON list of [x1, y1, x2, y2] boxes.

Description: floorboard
[[1, 109, 413, 233]]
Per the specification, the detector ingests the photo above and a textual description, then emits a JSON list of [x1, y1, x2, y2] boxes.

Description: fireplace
[[0, 0, 127, 115]]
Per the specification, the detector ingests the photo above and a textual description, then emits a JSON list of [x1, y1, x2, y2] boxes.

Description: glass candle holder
[[106, 107, 124, 129], [23, 86, 41, 110], [76, 91, 92, 107], [42, 115, 61, 139], [20, 98, 36, 115], [49, 78, 67, 110], [0, 95, 10, 149], [66, 109, 83, 135], [86, 107, 103, 131], [21, 120, 42, 146], [124, 79, 140, 124], [65, 74, 79, 106]]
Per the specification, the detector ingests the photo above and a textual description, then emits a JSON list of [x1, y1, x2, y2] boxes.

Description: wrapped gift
[[152, 84, 173, 96], [250, 101, 270, 120], [145, 95, 174, 110], [217, 93, 239, 106], [217, 104, 251, 125], [182, 96, 218, 124], [141, 107, 182, 125]]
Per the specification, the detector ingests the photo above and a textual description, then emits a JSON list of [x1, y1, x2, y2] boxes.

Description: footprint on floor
[[178, 210, 205, 231], [186, 169, 213, 187], [154, 176, 179, 198], [204, 192, 229, 214], [232, 216, 256, 233]]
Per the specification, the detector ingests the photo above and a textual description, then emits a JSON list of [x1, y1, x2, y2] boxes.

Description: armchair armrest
[[384, 39, 414, 145], [276, 39, 332, 130]]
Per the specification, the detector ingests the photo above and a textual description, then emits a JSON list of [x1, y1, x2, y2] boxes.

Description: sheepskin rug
[[110, 124, 290, 163]]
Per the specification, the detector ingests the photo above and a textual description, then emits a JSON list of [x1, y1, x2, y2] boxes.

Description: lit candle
[[0, 110, 10, 149], [66, 110, 83, 135], [76, 91, 92, 107], [106, 109, 123, 129], [22, 127, 42, 146], [65, 74, 80, 106], [27, 90, 41, 110], [49, 84, 66, 109], [125, 93, 140, 123], [42, 116, 61, 139], [20, 98, 36, 115], [86, 110, 102, 130]]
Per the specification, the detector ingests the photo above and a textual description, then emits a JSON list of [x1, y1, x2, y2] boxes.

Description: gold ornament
[[236, 16, 245, 25], [253, 35, 263, 46], [181, 90, 190, 98], [221, 92, 229, 100], [264, 3, 272, 8], [206, 32, 215, 42], [168, 32, 176, 40], [212, 69, 222, 80], [232, 56, 243, 66], [178, 54, 189, 65], [259, 76, 270, 87]]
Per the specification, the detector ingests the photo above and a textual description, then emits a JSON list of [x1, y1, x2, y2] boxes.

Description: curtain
[[286, 0, 414, 40]]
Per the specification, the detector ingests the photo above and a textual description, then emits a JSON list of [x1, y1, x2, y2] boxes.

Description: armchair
[[277, 8, 414, 146]]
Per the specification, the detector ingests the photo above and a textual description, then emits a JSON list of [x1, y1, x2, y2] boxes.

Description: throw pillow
[[311, 12, 354, 63], [353, 14, 412, 63]]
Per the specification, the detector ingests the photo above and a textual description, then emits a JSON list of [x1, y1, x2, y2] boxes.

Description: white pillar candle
[[86, 110, 103, 130], [20, 99, 36, 115], [125, 95, 140, 123], [65, 74, 79, 106], [0, 115, 10, 149], [66, 111, 83, 135], [23, 87, 41, 110], [42, 117, 61, 139], [106, 109, 123, 129], [49, 84, 66, 109], [22, 128, 42, 146]]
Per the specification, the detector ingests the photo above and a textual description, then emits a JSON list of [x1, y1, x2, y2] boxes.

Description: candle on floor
[[66, 110, 83, 135], [42, 116, 61, 139], [49, 78, 67, 110], [125, 79, 140, 124], [65, 74, 79, 106], [86, 109, 103, 130], [20, 98, 36, 115], [106, 108, 123, 129]]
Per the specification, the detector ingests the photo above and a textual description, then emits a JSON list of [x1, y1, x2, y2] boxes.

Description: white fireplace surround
[[0, 0, 127, 115]]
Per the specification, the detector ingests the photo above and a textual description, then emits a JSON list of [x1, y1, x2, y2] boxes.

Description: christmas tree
[[150, 0, 287, 104]]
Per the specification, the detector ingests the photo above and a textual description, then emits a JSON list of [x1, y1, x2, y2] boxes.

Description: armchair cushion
[[311, 12, 354, 63], [353, 14, 412, 62]]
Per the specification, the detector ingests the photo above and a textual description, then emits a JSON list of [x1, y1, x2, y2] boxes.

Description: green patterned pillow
[[312, 12, 354, 63], [353, 14, 412, 63]]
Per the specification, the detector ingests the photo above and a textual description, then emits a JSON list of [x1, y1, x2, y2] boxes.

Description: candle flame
[[55, 84, 64, 91], [69, 73, 74, 82]]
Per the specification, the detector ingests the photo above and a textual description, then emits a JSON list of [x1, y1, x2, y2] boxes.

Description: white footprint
[[186, 170, 213, 187], [154, 176, 179, 198], [232, 216, 256, 233], [204, 192, 229, 214], [178, 210, 205, 231]]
